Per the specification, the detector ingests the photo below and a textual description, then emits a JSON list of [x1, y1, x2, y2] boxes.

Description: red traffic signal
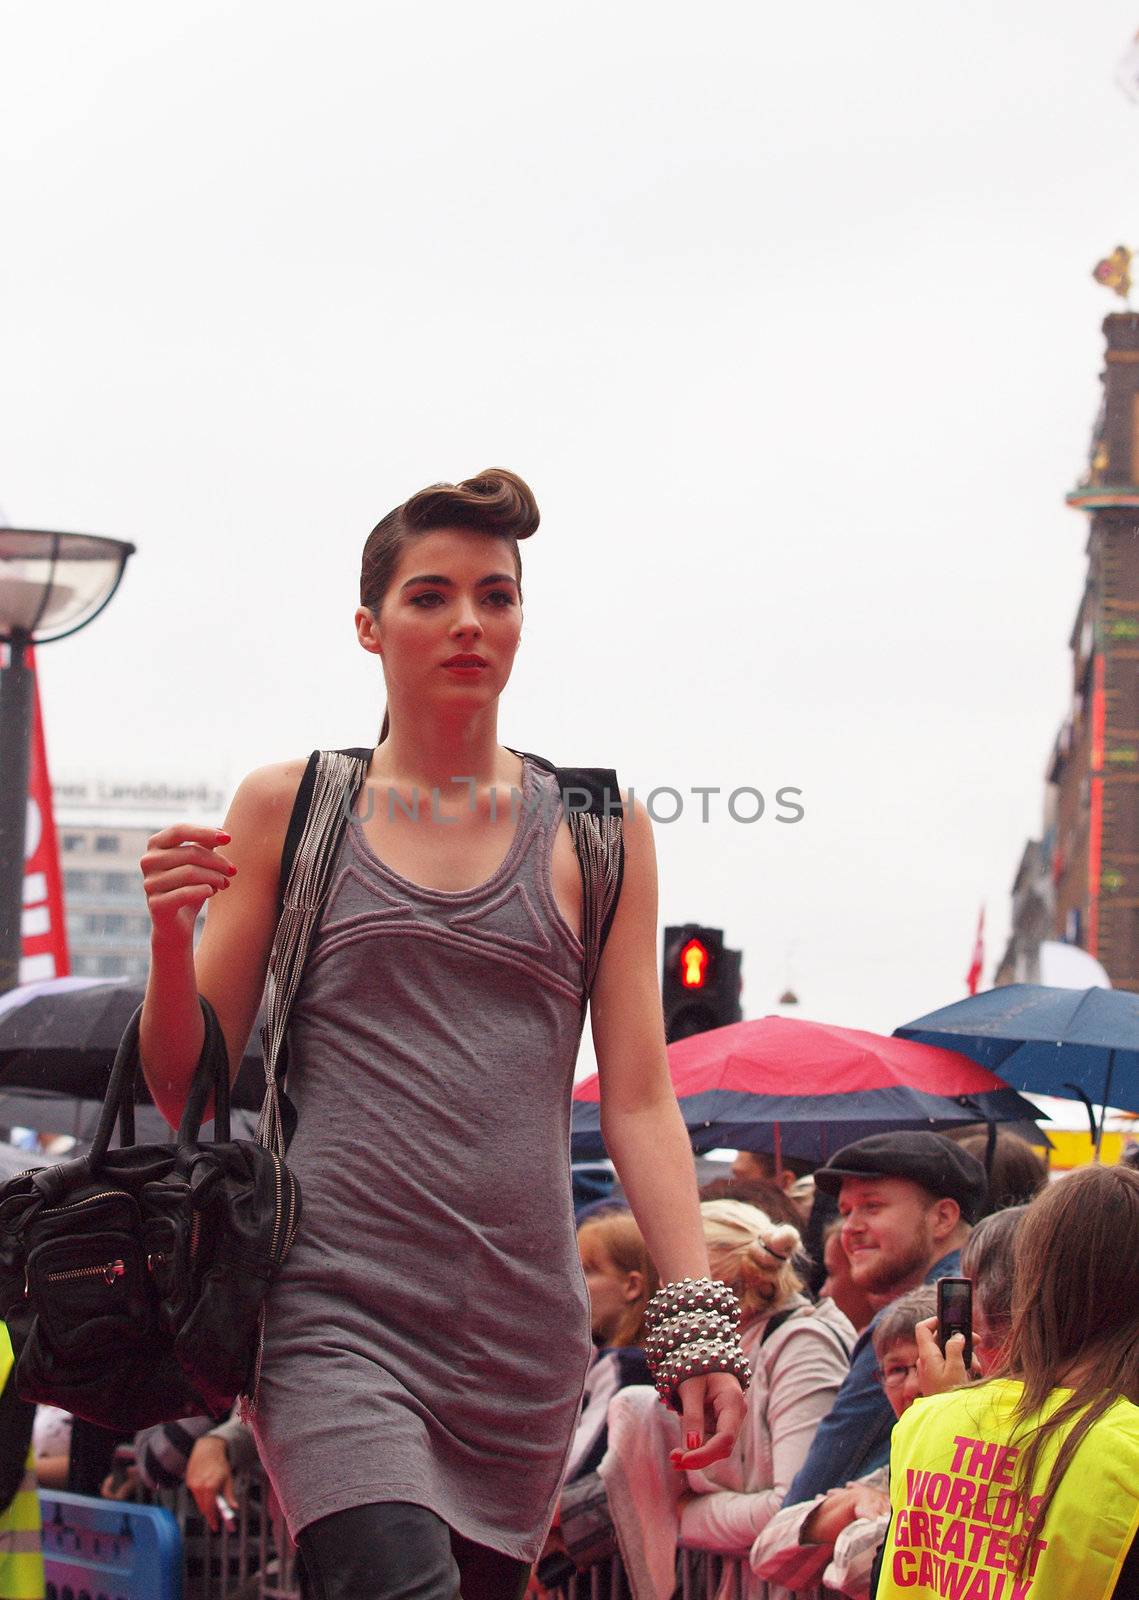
[[662, 924, 742, 1042], [679, 938, 710, 989]]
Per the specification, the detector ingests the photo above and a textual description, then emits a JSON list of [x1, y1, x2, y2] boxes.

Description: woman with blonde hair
[[601, 1199, 854, 1600]]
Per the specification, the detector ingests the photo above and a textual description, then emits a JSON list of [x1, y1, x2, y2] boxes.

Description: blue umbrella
[[895, 984, 1139, 1155]]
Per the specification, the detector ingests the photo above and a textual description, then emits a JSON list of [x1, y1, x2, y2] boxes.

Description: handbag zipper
[[40, 1190, 127, 1216], [282, 1167, 298, 1258], [28, 1257, 126, 1294], [269, 1153, 284, 1262]]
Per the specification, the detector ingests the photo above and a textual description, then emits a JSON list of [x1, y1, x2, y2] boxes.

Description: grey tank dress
[[250, 755, 594, 1562]]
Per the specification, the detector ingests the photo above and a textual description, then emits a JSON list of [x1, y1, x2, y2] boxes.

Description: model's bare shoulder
[[221, 758, 310, 862], [231, 757, 310, 810], [616, 785, 654, 859], [193, 757, 312, 1062]]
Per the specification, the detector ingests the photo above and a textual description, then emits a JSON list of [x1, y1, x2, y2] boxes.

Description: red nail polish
[[216, 831, 231, 843], [687, 1432, 701, 1451]]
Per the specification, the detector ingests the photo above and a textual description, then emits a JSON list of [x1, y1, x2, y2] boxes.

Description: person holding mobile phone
[[914, 1207, 1031, 1400], [875, 1165, 1139, 1600]]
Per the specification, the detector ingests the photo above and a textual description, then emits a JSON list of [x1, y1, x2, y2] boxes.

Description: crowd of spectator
[[534, 1126, 1139, 1600], [3, 1124, 1139, 1600]]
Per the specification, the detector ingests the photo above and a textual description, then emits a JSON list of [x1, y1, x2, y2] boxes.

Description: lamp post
[[0, 529, 135, 994]]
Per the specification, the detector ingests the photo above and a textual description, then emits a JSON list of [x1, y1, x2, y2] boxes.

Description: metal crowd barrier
[[128, 1464, 815, 1600], [552, 1551, 828, 1599], [144, 1470, 293, 1600], [552, 1548, 750, 1598]]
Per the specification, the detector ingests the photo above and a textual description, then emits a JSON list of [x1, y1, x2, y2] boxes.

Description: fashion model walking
[[138, 469, 746, 1600]]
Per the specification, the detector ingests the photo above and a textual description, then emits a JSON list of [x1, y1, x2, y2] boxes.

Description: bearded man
[[784, 1132, 986, 1502]]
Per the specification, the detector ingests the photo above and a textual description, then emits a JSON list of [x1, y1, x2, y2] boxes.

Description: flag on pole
[[965, 905, 985, 997], [19, 644, 69, 982]]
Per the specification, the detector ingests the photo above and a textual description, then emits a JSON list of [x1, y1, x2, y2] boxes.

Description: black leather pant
[[296, 1501, 531, 1600]]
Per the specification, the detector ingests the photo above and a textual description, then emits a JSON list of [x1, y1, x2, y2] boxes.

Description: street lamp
[[0, 529, 136, 993]]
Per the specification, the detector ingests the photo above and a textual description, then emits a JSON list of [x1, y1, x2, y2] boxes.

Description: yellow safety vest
[[0, 1326, 42, 1600], [877, 1378, 1139, 1600]]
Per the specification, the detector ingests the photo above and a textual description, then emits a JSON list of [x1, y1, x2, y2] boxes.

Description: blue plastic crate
[[39, 1490, 182, 1600]]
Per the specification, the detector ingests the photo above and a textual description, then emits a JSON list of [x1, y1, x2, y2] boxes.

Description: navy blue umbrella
[[895, 984, 1139, 1154]]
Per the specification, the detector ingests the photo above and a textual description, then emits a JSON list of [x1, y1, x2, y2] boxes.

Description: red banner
[[965, 905, 985, 996], [20, 644, 69, 982]]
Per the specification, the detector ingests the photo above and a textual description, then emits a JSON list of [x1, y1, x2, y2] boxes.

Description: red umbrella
[[571, 1014, 1040, 1160]]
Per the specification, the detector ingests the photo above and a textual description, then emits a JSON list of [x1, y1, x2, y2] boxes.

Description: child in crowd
[[818, 1218, 884, 1334], [751, 1285, 936, 1598], [532, 1210, 657, 1596]]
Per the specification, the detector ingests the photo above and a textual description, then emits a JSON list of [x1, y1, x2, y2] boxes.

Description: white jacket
[[600, 1294, 854, 1600]]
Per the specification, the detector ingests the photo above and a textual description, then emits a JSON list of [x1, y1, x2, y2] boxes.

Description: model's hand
[[668, 1372, 747, 1471], [185, 1435, 236, 1532], [142, 825, 237, 946], [915, 1316, 978, 1395]]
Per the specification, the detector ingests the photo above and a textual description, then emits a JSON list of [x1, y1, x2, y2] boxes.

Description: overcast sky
[[4, 2, 1139, 1070]]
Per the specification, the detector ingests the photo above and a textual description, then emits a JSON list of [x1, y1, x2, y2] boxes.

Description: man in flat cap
[[782, 1131, 986, 1507]]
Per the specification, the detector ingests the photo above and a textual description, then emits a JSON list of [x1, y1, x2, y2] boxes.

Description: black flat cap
[[813, 1132, 987, 1224]]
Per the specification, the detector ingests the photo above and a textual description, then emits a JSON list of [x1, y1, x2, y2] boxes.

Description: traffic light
[[662, 924, 743, 1042]]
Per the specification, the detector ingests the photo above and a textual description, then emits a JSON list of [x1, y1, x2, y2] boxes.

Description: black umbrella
[[0, 977, 267, 1113], [0, 1138, 66, 1180], [0, 1088, 259, 1145]]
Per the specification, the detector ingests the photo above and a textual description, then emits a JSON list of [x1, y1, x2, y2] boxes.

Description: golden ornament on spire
[[1093, 246, 1133, 302]]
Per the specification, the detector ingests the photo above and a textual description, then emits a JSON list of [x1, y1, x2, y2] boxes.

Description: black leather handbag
[[0, 997, 300, 1431]]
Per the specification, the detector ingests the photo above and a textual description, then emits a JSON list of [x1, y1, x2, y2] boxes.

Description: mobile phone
[[937, 1277, 973, 1368]]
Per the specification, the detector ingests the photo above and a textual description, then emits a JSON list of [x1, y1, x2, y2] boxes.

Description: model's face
[[579, 1236, 642, 1346], [877, 1336, 922, 1421], [356, 529, 522, 717], [838, 1177, 942, 1294]]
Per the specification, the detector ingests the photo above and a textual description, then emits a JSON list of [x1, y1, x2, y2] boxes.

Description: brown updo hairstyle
[[361, 468, 539, 735], [577, 1209, 660, 1348]]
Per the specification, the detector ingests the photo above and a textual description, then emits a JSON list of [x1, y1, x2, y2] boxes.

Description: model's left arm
[[589, 792, 746, 1468]]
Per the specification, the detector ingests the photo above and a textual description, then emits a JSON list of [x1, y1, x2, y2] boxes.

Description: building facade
[[56, 778, 226, 981], [1000, 312, 1139, 989]]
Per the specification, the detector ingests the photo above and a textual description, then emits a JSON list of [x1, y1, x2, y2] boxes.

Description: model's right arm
[[138, 759, 307, 1130]]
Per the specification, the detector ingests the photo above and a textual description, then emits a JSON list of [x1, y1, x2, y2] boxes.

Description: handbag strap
[[507, 750, 625, 997], [85, 998, 232, 1170], [255, 749, 370, 1158]]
